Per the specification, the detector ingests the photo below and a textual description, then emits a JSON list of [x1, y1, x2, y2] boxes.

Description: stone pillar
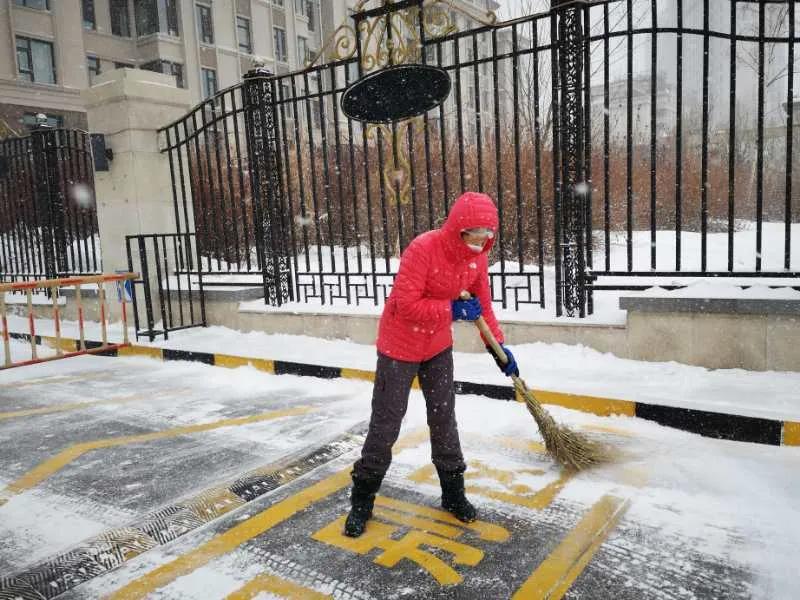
[[81, 68, 191, 320]]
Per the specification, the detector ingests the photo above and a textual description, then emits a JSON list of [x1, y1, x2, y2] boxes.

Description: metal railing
[[0, 273, 135, 369], [125, 233, 206, 341], [584, 0, 800, 302]]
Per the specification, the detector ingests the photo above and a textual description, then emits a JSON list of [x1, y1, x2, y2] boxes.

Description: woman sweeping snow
[[344, 191, 519, 537]]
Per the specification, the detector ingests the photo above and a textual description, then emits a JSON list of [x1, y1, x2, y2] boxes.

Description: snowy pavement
[[6, 313, 800, 423], [1, 343, 798, 599]]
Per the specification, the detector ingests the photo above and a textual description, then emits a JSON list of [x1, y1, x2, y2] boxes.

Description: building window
[[14, 0, 49, 9], [16, 37, 56, 84], [274, 27, 287, 63], [114, 61, 134, 69], [82, 0, 96, 29], [196, 4, 213, 45], [141, 59, 184, 88], [237, 16, 251, 54], [202, 68, 218, 99], [135, 0, 178, 37], [306, 1, 316, 32], [135, 0, 158, 36], [297, 36, 307, 66], [165, 0, 179, 35], [111, 0, 131, 37], [87, 56, 101, 84], [22, 113, 63, 130]]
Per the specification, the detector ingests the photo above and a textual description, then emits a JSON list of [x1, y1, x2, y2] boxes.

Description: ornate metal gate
[[0, 125, 100, 284], [153, 0, 798, 325]]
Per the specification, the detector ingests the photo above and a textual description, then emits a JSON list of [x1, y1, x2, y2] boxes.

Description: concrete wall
[[160, 292, 800, 372], [621, 297, 800, 372], [166, 288, 627, 355]]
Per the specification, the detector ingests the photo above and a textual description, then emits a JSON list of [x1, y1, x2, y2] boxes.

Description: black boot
[[437, 467, 477, 523], [344, 473, 383, 537]]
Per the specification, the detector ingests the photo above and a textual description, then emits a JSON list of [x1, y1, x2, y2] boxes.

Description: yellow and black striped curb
[[10, 332, 800, 448], [0, 424, 367, 600]]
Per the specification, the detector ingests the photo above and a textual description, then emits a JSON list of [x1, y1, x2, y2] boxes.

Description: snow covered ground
[[1, 341, 798, 599], [5, 312, 800, 422]]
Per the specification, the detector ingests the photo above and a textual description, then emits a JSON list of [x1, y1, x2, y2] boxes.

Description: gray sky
[[494, 0, 549, 21]]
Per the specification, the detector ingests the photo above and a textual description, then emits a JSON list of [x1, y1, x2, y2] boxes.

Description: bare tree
[[495, 0, 647, 147], [737, 3, 798, 108]]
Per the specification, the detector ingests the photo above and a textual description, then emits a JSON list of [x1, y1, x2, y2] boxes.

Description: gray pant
[[353, 347, 466, 480]]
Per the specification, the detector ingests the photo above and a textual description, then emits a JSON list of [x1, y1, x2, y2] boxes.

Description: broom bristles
[[466, 303, 610, 471], [513, 377, 610, 471]]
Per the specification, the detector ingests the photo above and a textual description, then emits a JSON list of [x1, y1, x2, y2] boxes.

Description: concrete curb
[[9, 332, 800, 447]]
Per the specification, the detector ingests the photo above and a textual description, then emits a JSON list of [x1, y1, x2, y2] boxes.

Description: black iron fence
[[583, 0, 799, 304], [0, 127, 100, 284], [148, 0, 798, 328], [125, 233, 206, 340]]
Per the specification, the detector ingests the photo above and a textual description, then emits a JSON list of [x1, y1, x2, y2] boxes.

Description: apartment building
[[0, 0, 507, 141], [0, 0, 322, 137]]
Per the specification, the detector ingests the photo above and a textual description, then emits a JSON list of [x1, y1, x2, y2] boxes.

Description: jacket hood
[[441, 192, 499, 259]]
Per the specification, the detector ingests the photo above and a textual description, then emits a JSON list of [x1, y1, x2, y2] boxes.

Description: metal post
[[552, 0, 589, 317], [30, 120, 58, 281], [242, 67, 291, 306]]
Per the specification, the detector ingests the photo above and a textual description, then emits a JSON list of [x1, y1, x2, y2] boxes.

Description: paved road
[[1, 351, 794, 599]]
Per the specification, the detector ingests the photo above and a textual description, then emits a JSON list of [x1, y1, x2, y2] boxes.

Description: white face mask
[[467, 243, 484, 253]]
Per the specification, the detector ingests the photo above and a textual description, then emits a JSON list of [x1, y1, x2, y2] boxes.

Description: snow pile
[[637, 282, 800, 300]]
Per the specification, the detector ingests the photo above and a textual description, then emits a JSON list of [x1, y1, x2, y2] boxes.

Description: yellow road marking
[[391, 427, 430, 454], [465, 432, 547, 455], [372, 506, 465, 539], [107, 429, 430, 600], [215, 354, 275, 373], [0, 371, 107, 389], [117, 345, 163, 360], [407, 462, 571, 512], [312, 514, 484, 586], [783, 422, 800, 446], [512, 494, 630, 600], [0, 388, 191, 421], [468, 475, 571, 511], [0, 406, 312, 507], [339, 367, 375, 382], [376, 496, 509, 542], [108, 469, 352, 600], [579, 424, 635, 438], [528, 389, 636, 417], [42, 336, 78, 352], [226, 573, 332, 599]]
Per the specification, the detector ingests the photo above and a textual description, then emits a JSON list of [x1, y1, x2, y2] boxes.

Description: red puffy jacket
[[376, 192, 504, 362]]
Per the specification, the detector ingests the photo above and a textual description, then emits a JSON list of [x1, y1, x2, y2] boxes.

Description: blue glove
[[487, 344, 519, 377], [451, 297, 482, 321]]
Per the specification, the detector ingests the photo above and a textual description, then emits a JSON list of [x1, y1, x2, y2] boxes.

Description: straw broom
[[462, 292, 609, 471]]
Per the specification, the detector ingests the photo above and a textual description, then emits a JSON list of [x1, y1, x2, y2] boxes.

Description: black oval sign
[[341, 64, 452, 124]]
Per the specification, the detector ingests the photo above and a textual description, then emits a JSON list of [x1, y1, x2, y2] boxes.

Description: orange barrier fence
[[0, 273, 138, 369]]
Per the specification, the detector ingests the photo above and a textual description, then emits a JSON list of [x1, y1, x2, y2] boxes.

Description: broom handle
[[459, 291, 507, 364]]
